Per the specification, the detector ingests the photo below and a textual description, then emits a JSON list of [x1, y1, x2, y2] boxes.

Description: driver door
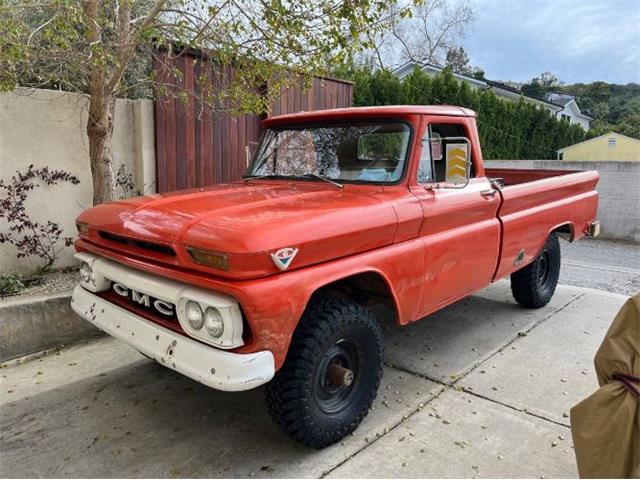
[[411, 120, 502, 316]]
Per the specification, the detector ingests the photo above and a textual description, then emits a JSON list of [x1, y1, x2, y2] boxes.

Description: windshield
[[246, 122, 412, 184]]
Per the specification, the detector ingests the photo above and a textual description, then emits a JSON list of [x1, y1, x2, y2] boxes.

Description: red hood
[[77, 182, 398, 279]]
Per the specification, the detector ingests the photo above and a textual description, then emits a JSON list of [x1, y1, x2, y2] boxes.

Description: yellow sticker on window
[[445, 143, 468, 184]]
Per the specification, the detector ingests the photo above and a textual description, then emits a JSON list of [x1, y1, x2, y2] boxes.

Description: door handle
[[481, 189, 497, 197]]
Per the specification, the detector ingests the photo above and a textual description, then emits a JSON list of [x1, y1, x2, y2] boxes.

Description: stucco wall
[[0, 88, 156, 275], [486, 160, 640, 243]]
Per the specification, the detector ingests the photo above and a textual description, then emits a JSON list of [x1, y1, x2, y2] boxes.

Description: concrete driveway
[[0, 280, 629, 478]]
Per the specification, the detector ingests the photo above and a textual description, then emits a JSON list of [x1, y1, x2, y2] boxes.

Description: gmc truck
[[71, 106, 600, 448]]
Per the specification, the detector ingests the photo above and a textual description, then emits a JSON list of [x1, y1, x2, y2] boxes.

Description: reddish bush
[[0, 165, 80, 273]]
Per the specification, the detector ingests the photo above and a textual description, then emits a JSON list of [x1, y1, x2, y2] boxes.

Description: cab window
[[422, 123, 475, 183]]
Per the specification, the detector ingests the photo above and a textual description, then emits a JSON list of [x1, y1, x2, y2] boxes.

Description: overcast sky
[[463, 0, 640, 84]]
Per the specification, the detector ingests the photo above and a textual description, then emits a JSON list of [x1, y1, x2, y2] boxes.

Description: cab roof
[[262, 105, 477, 127]]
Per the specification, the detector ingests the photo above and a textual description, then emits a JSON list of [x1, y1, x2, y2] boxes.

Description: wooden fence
[[153, 50, 353, 192]]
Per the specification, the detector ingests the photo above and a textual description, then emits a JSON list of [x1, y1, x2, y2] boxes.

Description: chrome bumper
[[586, 220, 601, 237], [71, 286, 275, 391]]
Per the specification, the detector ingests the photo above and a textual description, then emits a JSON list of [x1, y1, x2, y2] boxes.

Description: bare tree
[[0, 0, 399, 204], [360, 0, 473, 69]]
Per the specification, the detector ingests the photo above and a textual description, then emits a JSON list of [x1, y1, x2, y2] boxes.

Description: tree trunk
[[86, 95, 116, 205]]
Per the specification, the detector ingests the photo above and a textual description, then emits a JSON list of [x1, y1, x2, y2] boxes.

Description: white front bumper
[[71, 286, 275, 391]]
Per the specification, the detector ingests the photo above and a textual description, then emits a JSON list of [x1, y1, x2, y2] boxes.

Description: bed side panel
[[494, 171, 599, 280]]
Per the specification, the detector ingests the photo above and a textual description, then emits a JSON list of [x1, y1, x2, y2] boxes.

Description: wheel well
[[308, 272, 398, 327], [552, 223, 574, 241]]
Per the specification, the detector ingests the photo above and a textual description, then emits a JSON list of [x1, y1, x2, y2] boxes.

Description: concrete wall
[[486, 160, 640, 243], [0, 88, 156, 275]]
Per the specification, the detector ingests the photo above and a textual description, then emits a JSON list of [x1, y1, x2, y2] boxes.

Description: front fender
[[234, 239, 426, 369]]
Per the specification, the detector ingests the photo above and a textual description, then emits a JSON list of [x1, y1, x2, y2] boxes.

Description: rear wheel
[[265, 295, 383, 448], [510, 233, 561, 308]]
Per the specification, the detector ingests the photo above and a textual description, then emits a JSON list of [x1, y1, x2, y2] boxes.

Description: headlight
[[76, 257, 110, 292], [80, 262, 92, 283], [204, 307, 224, 338], [185, 300, 204, 329], [176, 293, 244, 349]]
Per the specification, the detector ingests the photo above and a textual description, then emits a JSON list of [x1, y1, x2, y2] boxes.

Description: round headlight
[[185, 301, 204, 329], [80, 262, 92, 283], [204, 307, 224, 338]]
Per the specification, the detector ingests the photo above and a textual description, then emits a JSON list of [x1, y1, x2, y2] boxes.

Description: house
[[557, 132, 640, 161], [392, 61, 561, 114], [393, 61, 488, 91], [392, 61, 591, 130], [545, 93, 592, 131]]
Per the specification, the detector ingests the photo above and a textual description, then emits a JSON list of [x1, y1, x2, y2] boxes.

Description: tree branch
[[105, 0, 166, 94]]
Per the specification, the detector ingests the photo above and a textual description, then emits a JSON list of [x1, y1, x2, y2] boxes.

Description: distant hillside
[[563, 82, 639, 139], [520, 74, 640, 139], [564, 81, 637, 115]]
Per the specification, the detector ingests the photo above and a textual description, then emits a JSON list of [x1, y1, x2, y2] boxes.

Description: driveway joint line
[[385, 361, 571, 429], [451, 292, 586, 384], [563, 260, 640, 276], [377, 293, 584, 437], [384, 361, 450, 387], [457, 386, 571, 428], [385, 293, 584, 390], [319, 382, 451, 478]]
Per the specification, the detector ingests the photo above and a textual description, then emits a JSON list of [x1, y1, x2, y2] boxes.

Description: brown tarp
[[571, 293, 640, 478]]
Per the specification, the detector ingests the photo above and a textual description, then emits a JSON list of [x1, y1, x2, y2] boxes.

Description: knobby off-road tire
[[510, 233, 561, 308], [265, 295, 384, 448]]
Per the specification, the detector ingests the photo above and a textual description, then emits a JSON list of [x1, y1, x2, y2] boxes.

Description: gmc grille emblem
[[112, 282, 175, 317]]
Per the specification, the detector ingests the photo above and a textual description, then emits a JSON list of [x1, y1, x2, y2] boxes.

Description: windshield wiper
[[244, 173, 343, 189], [243, 174, 282, 183], [300, 173, 344, 189]]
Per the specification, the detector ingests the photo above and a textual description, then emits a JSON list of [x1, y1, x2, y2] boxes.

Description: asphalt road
[[559, 238, 639, 296], [0, 281, 630, 478]]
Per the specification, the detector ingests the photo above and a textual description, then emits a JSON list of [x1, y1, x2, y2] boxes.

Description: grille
[[99, 231, 176, 256], [97, 289, 183, 334]]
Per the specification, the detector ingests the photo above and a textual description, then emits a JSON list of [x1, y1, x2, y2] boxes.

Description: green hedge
[[347, 66, 586, 159]]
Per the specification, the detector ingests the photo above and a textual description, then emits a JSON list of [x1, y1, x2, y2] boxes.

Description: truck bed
[[486, 167, 599, 280], [485, 167, 581, 186]]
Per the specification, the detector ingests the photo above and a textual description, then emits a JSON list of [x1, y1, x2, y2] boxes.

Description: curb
[[0, 290, 102, 362]]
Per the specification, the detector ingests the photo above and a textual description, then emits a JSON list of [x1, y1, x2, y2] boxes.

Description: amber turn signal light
[[186, 247, 229, 271], [76, 221, 89, 235]]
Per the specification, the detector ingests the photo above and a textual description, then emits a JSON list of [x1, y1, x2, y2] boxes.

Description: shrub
[[0, 273, 26, 295], [345, 66, 587, 159], [0, 165, 80, 273]]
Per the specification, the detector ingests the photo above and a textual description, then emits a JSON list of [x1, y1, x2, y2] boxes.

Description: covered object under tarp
[[571, 293, 640, 478]]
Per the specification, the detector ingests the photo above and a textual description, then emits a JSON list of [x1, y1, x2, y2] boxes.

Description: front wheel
[[510, 233, 561, 308], [265, 295, 383, 448]]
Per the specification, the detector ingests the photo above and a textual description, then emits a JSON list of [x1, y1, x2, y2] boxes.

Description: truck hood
[[78, 183, 398, 279]]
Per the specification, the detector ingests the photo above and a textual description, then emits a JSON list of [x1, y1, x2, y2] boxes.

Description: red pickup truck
[[71, 106, 600, 447]]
